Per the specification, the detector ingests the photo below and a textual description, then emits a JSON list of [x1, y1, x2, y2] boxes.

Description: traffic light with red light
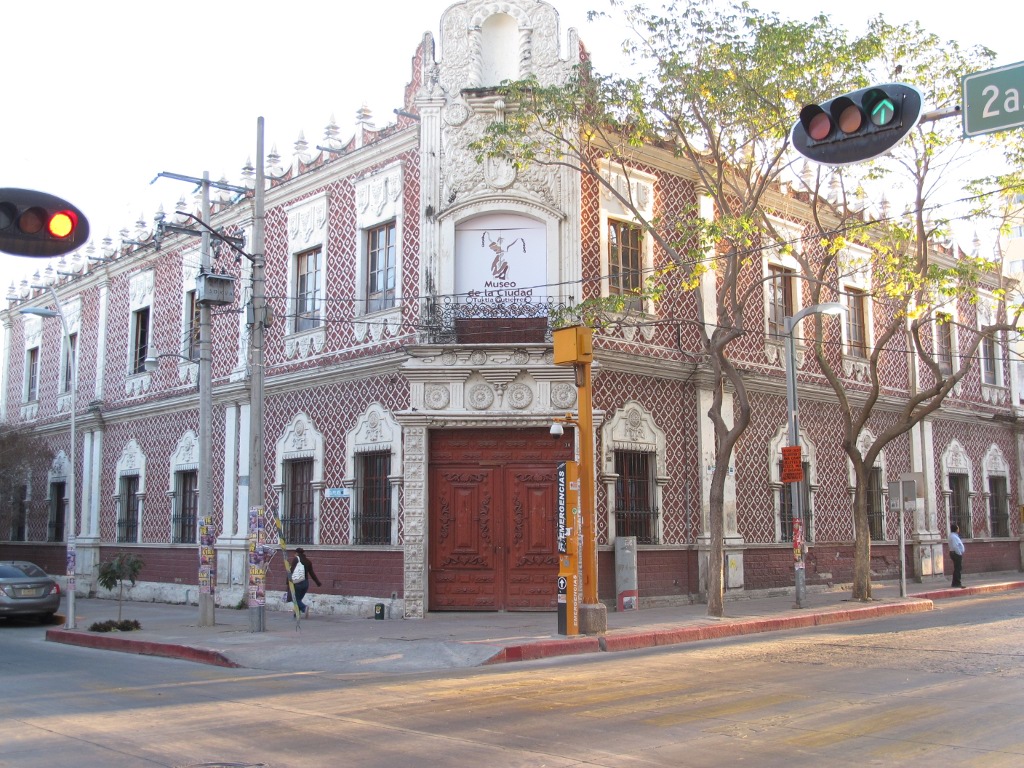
[[0, 188, 90, 257], [792, 83, 923, 165]]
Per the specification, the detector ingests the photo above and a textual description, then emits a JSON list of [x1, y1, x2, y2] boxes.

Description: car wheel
[[37, 613, 57, 624]]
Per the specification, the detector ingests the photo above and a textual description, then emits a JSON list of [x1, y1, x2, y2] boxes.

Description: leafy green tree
[[474, 0, 870, 616], [795, 18, 1024, 600], [97, 552, 144, 622]]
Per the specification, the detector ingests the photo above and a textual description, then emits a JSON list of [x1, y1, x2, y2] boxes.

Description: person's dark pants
[[294, 579, 310, 612], [950, 552, 963, 587]]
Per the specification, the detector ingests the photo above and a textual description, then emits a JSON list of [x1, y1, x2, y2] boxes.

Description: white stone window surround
[[940, 439, 974, 536], [769, 424, 819, 542], [353, 162, 404, 344], [114, 439, 147, 543], [175, 255, 201, 386], [599, 401, 668, 544], [125, 270, 155, 397], [20, 314, 42, 419], [284, 193, 329, 360], [762, 216, 805, 367], [54, 296, 82, 414], [977, 293, 1007, 403], [343, 404, 403, 546], [838, 243, 873, 380], [981, 443, 1010, 537], [167, 430, 199, 543], [845, 429, 889, 539], [932, 303, 961, 392], [273, 412, 325, 545], [597, 159, 656, 324]]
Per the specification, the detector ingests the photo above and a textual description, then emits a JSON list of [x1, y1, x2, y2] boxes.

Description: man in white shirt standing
[[948, 523, 966, 589]]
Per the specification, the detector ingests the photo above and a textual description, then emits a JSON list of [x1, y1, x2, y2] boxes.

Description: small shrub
[[88, 619, 142, 633], [96, 552, 144, 622]]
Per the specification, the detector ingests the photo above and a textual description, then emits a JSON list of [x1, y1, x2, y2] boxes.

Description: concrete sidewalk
[[45, 573, 1024, 675]]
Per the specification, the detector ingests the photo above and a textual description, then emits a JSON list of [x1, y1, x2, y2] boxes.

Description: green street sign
[[962, 60, 1024, 137]]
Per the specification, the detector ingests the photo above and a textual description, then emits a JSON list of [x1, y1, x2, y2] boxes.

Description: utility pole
[[152, 171, 248, 627], [197, 173, 215, 627], [248, 117, 268, 633]]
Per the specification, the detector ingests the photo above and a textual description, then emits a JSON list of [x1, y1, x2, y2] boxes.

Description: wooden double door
[[428, 429, 572, 611]]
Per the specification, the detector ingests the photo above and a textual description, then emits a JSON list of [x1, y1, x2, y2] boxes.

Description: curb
[[911, 580, 1024, 600], [485, 636, 601, 664], [45, 628, 241, 668], [489, 598, 935, 663]]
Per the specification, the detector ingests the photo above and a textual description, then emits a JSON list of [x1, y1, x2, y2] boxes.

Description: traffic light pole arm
[[919, 105, 962, 124]]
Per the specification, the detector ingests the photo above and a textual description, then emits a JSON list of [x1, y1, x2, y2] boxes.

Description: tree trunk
[[706, 464, 726, 617], [850, 478, 873, 601]]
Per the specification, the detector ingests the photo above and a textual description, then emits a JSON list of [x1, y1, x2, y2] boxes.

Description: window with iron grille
[[294, 248, 322, 332], [355, 452, 392, 545], [61, 332, 77, 394], [988, 475, 1008, 537], [25, 347, 40, 401], [935, 314, 954, 374], [845, 289, 868, 358], [608, 220, 643, 310], [779, 461, 810, 542], [117, 474, 140, 543], [185, 291, 200, 361], [173, 470, 198, 544], [767, 265, 795, 339], [366, 222, 397, 314], [948, 473, 971, 539], [48, 481, 66, 542], [12, 484, 28, 541], [130, 307, 150, 375], [282, 458, 314, 545], [614, 451, 658, 543], [982, 333, 999, 385], [866, 467, 885, 541]]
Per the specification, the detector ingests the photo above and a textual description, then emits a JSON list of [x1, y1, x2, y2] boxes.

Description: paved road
[[3, 591, 1022, 767]]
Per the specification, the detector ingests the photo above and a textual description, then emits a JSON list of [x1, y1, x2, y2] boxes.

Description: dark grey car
[[0, 561, 61, 620]]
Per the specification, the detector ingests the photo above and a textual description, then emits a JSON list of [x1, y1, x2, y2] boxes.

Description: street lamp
[[784, 302, 845, 609], [20, 295, 77, 629]]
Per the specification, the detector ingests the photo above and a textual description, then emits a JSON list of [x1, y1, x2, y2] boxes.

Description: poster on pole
[[781, 445, 804, 483], [246, 506, 278, 607], [198, 515, 215, 595]]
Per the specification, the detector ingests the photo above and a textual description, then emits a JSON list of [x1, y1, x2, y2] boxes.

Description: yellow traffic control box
[[553, 325, 593, 365]]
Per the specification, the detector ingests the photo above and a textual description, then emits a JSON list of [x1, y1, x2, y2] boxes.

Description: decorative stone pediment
[[286, 194, 328, 250]]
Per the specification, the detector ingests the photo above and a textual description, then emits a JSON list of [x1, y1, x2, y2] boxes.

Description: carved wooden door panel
[[504, 465, 560, 610], [429, 466, 500, 610]]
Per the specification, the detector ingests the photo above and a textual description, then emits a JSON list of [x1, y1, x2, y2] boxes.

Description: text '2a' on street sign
[[962, 60, 1024, 138], [781, 445, 804, 483]]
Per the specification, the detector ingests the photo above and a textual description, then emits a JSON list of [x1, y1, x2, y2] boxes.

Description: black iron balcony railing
[[422, 297, 573, 345]]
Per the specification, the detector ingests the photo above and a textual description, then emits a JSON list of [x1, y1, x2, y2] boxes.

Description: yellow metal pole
[[577, 359, 598, 606]]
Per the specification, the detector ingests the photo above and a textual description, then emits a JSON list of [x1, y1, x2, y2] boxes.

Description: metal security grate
[[353, 451, 392, 545], [614, 451, 658, 544]]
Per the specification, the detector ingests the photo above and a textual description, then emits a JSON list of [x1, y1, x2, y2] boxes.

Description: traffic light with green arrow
[[792, 83, 923, 165]]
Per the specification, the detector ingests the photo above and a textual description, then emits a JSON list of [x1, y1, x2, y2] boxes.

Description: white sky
[[0, 0, 1017, 291]]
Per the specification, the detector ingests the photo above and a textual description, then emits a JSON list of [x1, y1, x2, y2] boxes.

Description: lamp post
[[783, 302, 845, 609], [20, 291, 77, 629]]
